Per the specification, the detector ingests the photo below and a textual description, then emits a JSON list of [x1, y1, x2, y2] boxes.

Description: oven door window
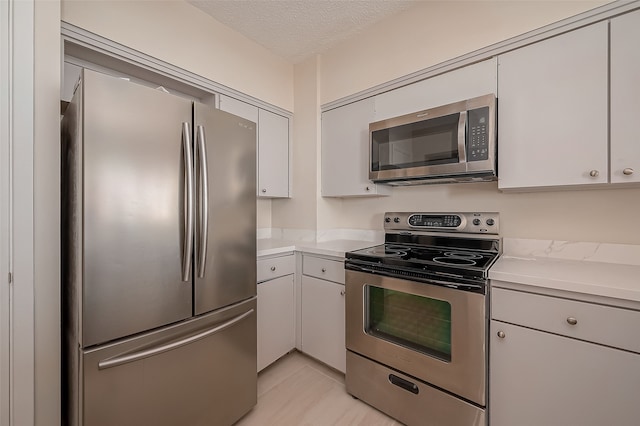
[[365, 285, 452, 362], [371, 113, 460, 172]]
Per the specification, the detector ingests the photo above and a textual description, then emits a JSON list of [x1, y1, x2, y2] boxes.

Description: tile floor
[[234, 350, 402, 425]]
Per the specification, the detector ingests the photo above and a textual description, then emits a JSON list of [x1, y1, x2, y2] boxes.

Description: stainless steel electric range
[[345, 212, 501, 426]]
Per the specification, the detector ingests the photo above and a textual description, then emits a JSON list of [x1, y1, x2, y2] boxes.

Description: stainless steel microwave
[[369, 94, 497, 185]]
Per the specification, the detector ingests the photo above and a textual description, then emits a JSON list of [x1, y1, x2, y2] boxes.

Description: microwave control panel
[[467, 106, 490, 162]]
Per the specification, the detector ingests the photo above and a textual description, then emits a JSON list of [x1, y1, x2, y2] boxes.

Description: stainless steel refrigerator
[[61, 69, 257, 426]]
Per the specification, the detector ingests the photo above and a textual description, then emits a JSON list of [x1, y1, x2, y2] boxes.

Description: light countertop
[[257, 239, 378, 259], [489, 238, 640, 307]]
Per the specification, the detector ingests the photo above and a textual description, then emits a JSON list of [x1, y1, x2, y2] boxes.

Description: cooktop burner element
[[345, 212, 501, 294], [432, 256, 477, 266], [364, 244, 411, 257]]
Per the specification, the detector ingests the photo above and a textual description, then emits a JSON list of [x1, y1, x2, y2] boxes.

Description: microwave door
[[370, 112, 467, 181]]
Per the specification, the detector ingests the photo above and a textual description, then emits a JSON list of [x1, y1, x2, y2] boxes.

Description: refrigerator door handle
[[195, 125, 209, 278], [98, 308, 254, 370], [182, 122, 195, 282]]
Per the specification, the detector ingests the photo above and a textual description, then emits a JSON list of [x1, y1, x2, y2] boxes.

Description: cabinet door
[[257, 275, 295, 372], [321, 98, 390, 197], [258, 109, 289, 198], [611, 10, 640, 184], [301, 276, 346, 372], [490, 320, 640, 426], [218, 95, 290, 198], [373, 58, 497, 121], [497, 22, 608, 190]]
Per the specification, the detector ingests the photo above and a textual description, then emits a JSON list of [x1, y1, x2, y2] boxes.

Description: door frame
[[1, 1, 36, 425]]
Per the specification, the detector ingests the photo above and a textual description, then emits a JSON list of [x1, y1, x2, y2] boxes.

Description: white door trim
[[1, 1, 36, 425]]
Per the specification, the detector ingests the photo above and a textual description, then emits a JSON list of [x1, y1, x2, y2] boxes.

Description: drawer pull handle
[[321, 267, 326, 273], [497, 331, 506, 339], [340, 290, 345, 296], [566, 317, 578, 325], [270, 266, 276, 271], [389, 374, 419, 394]]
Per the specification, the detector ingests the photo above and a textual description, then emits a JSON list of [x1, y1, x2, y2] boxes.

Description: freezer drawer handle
[[195, 125, 209, 278], [388, 374, 419, 395], [181, 122, 195, 282], [98, 309, 254, 370]]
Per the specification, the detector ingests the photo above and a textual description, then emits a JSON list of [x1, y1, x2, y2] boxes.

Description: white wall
[[273, 0, 640, 245], [34, 0, 61, 423]]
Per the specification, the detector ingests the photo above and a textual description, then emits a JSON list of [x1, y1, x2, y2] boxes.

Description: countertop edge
[[257, 239, 378, 259], [489, 256, 640, 307]]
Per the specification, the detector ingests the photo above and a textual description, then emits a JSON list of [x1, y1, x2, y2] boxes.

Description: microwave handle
[[457, 111, 467, 164]]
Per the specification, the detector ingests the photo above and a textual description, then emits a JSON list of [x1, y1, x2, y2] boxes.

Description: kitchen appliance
[[61, 69, 257, 426], [345, 212, 500, 426], [369, 94, 497, 185]]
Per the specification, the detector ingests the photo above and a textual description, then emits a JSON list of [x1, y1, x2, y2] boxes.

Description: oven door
[[345, 270, 486, 406]]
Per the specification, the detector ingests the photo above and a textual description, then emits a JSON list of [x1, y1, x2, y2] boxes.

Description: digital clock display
[[408, 214, 461, 228]]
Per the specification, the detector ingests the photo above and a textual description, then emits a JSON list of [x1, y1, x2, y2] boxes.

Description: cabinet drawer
[[257, 254, 294, 283], [492, 287, 640, 353], [302, 255, 344, 284]]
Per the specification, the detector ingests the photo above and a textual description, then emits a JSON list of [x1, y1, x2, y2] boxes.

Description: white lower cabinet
[[257, 255, 295, 372], [300, 255, 346, 372], [490, 287, 640, 426]]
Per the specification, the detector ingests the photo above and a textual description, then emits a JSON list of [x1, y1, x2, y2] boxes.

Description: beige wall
[[61, 0, 294, 111], [324, 183, 640, 245], [275, 0, 640, 245], [272, 57, 321, 230], [320, 0, 610, 104]]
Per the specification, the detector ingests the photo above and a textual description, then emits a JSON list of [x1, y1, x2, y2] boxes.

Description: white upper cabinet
[[610, 9, 640, 184], [257, 109, 290, 197], [373, 57, 498, 121], [497, 22, 609, 190], [219, 94, 290, 198], [321, 97, 391, 197]]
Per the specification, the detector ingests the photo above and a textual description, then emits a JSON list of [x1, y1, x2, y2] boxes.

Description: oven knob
[[385, 217, 391, 223], [473, 218, 481, 226], [486, 218, 495, 226], [393, 217, 400, 223]]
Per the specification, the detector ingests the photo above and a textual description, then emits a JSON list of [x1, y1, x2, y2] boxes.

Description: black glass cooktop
[[345, 241, 500, 293], [349, 243, 497, 270]]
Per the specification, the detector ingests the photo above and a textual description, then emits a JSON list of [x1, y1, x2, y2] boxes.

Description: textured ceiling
[[188, 0, 416, 63]]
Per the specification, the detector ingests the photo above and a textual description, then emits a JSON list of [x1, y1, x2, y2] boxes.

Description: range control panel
[[384, 212, 499, 234]]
